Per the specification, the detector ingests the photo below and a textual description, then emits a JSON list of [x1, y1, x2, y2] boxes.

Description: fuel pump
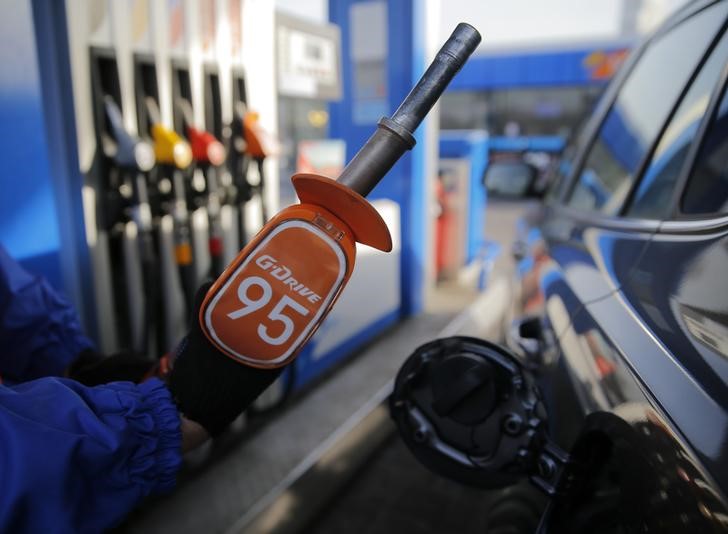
[[144, 97, 196, 311], [175, 98, 228, 277], [242, 110, 275, 227], [102, 97, 160, 355], [89, 50, 149, 353], [225, 73, 250, 251], [89, 50, 162, 355], [227, 101, 255, 245], [189, 122, 227, 277], [197, 23, 481, 369], [226, 102, 279, 245]]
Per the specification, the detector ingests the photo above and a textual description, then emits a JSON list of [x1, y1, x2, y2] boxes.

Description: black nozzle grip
[[338, 23, 481, 197]]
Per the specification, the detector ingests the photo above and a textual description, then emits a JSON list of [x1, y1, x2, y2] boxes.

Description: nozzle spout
[[337, 23, 481, 197]]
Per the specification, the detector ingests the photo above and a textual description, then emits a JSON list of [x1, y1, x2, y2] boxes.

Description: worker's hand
[[168, 283, 283, 437], [180, 415, 210, 452], [68, 349, 162, 385]]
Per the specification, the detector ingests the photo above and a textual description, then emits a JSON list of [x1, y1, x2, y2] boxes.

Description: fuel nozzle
[[188, 127, 226, 166], [144, 97, 193, 169], [152, 125, 193, 169], [337, 22, 481, 196], [227, 102, 248, 183], [103, 97, 155, 172], [230, 101, 247, 155], [175, 99, 226, 166], [100, 97, 155, 234], [242, 109, 278, 160]]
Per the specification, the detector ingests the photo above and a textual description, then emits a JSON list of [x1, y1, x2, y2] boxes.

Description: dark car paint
[[625, 225, 728, 475], [521, 202, 728, 532], [513, 2, 728, 531], [546, 409, 728, 532]]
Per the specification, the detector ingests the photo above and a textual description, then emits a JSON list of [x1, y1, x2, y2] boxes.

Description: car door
[[612, 50, 728, 529], [540, 4, 728, 532], [514, 0, 727, 441]]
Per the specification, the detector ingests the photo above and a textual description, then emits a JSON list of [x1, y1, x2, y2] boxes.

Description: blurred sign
[[131, 0, 151, 49], [276, 13, 342, 100], [583, 49, 629, 80], [167, 0, 184, 53], [296, 139, 346, 177], [229, 0, 242, 58], [199, 0, 216, 53], [449, 45, 632, 90]]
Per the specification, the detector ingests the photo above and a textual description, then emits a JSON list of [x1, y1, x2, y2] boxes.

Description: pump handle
[[337, 23, 481, 196]]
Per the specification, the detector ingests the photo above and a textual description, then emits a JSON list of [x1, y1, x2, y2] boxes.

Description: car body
[[510, 1, 728, 531]]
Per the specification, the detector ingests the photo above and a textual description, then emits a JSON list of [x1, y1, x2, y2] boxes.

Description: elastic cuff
[[131, 378, 183, 494]]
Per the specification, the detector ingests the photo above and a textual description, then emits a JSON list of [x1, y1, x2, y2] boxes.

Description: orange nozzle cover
[[291, 173, 392, 252], [199, 204, 356, 368], [199, 176, 392, 370], [243, 112, 268, 159], [152, 123, 193, 169]]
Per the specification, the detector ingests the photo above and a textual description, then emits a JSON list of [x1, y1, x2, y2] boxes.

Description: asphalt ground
[[306, 430, 545, 534]]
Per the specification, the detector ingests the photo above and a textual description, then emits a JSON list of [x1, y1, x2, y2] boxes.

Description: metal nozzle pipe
[[337, 23, 481, 197]]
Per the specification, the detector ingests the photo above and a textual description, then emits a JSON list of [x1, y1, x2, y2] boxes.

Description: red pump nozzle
[[187, 126, 226, 166]]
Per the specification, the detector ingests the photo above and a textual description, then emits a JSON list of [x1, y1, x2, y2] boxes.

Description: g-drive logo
[[256, 254, 322, 304]]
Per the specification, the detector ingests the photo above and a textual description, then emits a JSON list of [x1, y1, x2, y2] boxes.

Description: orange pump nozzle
[[199, 23, 482, 370], [152, 123, 193, 169], [243, 111, 278, 159]]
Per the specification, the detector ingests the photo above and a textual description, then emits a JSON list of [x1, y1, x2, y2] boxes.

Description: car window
[[545, 152, 571, 202], [628, 30, 728, 219], [545, 114, 595, 203], [566, 3, 728, 215], [484, 161, 534, 197], [682, 84, 728, 214]]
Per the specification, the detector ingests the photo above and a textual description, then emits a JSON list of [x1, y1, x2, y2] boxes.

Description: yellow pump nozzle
[[152, 123, 193, 169]]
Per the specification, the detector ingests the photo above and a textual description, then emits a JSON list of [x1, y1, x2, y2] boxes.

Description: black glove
[[168, 282, 283, 436], [69, 349, 159, 386]]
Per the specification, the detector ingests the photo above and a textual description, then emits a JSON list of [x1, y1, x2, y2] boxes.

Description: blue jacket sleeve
[[0, 377, 182, 533], [0, 246, 94, 382]]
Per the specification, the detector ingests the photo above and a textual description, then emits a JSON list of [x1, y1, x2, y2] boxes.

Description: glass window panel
[[682, 87, 728, 215], [567, 3, 728, 214], [629, 30, 728, 219]]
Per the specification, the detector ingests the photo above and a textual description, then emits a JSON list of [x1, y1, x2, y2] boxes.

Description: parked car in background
[[393, 1, 728, 531]]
